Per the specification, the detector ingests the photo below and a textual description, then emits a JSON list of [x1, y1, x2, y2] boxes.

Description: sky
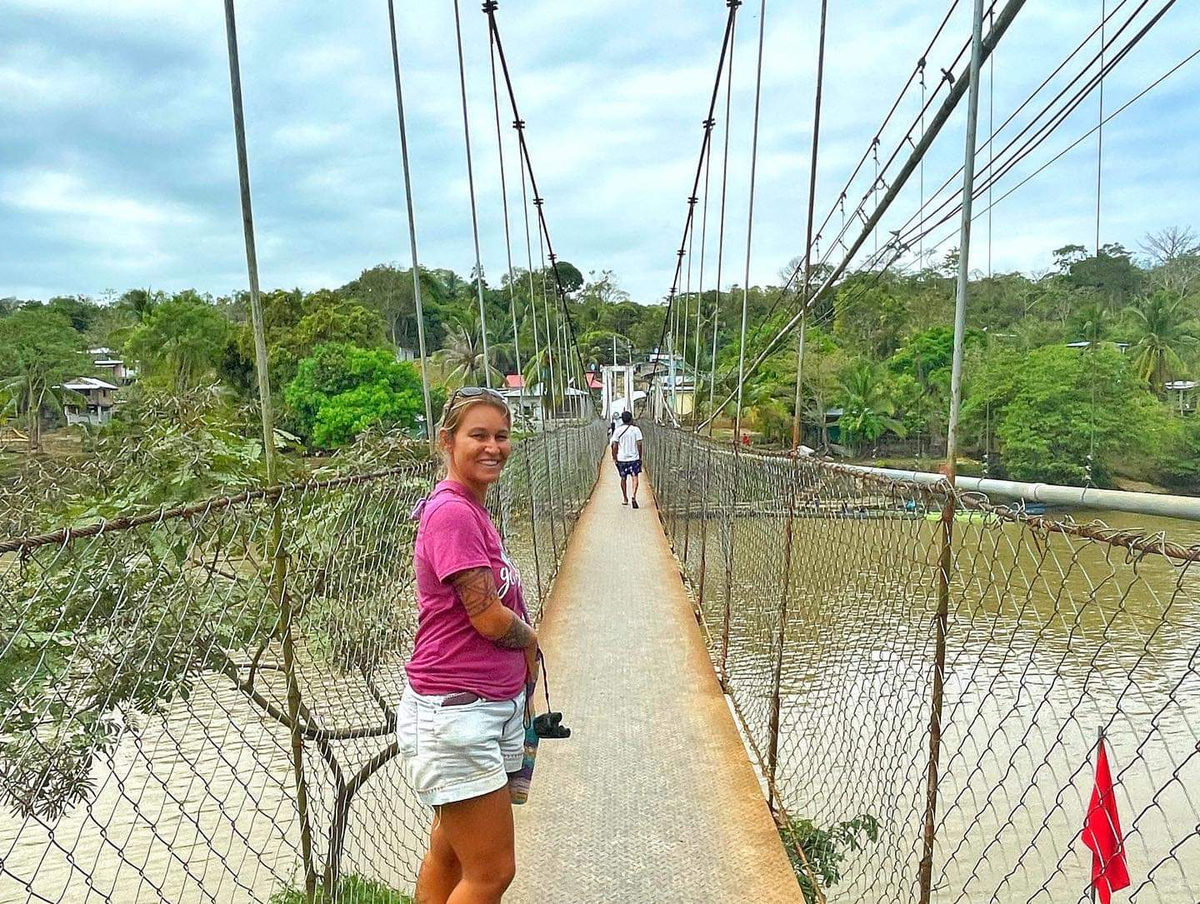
[[2, 0, 1197, 305]]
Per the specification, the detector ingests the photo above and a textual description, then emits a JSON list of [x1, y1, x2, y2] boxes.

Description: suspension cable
[[486, 5, 596, 413], [697, 0, 1028, 432], [707, 6, 739, 432], [487, 16, 525, 417], [452, 0, 493, 387], [647, 0, 743, 409]]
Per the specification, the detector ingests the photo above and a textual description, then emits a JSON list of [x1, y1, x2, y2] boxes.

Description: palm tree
[[837, 360, 905, 456], [117, 288, 160, 324], [1126, 291, 1197, 393], [1071, 296, 1115, 351], [434, 312, 507, 387]]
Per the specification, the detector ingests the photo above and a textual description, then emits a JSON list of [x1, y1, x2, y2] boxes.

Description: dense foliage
[[284, 343, 426, 449], [3, 227, 1200, 489]]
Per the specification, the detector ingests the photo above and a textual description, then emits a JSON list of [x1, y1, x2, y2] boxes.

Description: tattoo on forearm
[[495, 616, 535, 650], [450, 567, 500, 617]]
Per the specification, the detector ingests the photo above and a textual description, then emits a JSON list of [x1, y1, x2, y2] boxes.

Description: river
[[678, 505, 1200, 904]]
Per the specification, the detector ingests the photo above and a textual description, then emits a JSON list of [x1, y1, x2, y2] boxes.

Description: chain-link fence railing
[[644, 423, 1200, 904], [0, 420, 604, 904]]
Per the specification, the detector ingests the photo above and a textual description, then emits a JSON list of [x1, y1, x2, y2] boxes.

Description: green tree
[[45, 295, 101, 334], [836, 360, 905, 455], [117, 287, 162, 324], [285, 344, 425, 449], [1125, 291, 1197, 392], [0, 309, 89, 452], [435, 313, 507, 388], [125, 294, 231, 392], [974, 345, 1170, 484]]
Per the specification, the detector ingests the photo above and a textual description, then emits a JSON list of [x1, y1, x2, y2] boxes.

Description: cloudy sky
[[2, 0, 1197, 305]]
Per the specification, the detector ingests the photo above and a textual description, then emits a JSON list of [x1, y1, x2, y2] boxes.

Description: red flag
[[1081, 738, 1130, 904]]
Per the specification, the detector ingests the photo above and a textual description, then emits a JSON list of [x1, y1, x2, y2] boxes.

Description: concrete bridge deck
[[510, 463, 802, 904]]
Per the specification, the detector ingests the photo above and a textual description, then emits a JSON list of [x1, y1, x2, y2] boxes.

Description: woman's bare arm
[[449, 567, 537, 651]]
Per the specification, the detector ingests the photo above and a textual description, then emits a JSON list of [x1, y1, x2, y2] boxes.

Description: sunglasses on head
[[447, 386, 507, 407]]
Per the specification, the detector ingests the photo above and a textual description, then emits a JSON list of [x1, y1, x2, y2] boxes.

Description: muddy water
[[679, 507, 1200, 904]]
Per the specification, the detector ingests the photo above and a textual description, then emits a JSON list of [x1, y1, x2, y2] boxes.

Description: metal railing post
[[920, 0, 986, 899], [767, 455, 799, 810]]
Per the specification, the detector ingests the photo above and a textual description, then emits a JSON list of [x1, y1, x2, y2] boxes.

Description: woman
[[397, 387, 538, 904]]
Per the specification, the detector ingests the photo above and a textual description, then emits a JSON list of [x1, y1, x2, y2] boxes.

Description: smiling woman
[[396, 387, 539, 904]]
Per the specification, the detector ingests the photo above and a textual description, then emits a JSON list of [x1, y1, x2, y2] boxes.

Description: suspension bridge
[[3, 0, 1200, 902]]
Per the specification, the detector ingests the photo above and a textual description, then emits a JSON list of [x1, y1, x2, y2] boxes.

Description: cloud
[[1, 0, 1198, 304]]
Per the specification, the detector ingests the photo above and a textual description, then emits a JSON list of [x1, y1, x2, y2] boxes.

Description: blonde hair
[[437, 392, 511, 464]]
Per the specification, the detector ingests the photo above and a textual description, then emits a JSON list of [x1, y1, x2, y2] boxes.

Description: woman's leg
[[414, 813, 462, 904], [437, 786, 516, 904]]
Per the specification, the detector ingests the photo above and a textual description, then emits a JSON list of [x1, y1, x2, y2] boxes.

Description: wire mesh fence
[[0, 419, 605, 904], [644, 423, 1200, 904]]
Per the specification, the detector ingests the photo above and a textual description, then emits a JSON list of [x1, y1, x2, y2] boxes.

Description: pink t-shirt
[[405, 480, 528, 701]]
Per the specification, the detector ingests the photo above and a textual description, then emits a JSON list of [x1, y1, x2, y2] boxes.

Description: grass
[[268, 875, 412, 904]]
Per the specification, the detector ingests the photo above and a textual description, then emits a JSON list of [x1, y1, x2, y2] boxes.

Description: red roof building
[[505, 374, 525, 389]]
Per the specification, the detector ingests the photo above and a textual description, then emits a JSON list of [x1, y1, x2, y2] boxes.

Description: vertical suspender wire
[[1088, 0, 1106, 486], [387, 0, 435, 453], [694, 123, 715, 433], [534, 208, 558, 422], [485, 14, 543, 609], [222, 2, 314, 898], [921, 2, 986, 903], [684, 119, 714, 575], [919, 62, 927, 267], [489, 21, 524, 420], [517, 128, 560, 567], [985, 4, 994, 476], [709, 13, 738, 438], [723, 0, 767, 694], [452, 0, 493, 388], [791, 0, 829, 453], [1096, 0, 1106, 257], [671, 211, 696, 543], [703, 2, 738, 679], [775, 0, 826, 820], [682, 216, 695, 420], [223, 2, 276, 484], [535, 208, 567, 556], [732, 0, 767, 447]]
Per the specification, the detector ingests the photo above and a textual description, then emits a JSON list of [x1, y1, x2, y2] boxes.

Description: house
[[88, 347, 134, 384], [92, 358, 129, 383], [1066, 340, 1129, 352], [1166, 380, 1198, 415], [395, 345, 417, 362], [60, 377, 119, 426]]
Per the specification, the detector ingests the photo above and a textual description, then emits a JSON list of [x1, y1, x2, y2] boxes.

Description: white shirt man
[[610, 415, 644, 508]]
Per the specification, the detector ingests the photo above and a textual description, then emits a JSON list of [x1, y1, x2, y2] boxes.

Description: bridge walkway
[[509, 462, 802, 904]]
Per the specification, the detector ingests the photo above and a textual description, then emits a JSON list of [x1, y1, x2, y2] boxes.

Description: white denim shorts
[[396, 685, 526, 807]]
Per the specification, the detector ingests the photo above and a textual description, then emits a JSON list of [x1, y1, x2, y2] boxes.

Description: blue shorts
[[616, 459, 642, 478]]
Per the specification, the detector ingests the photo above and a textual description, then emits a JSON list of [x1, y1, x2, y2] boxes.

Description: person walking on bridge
[[397, 387, 539, 904], [611, 409, 644, 508]]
